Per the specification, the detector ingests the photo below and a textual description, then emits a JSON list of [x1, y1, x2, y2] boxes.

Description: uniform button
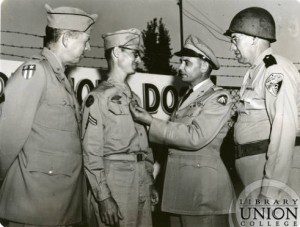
[[48, 170, 53, 174], [197, 164, 201, 168], [139, 132, 143, 136], [62, 100, 67, 106]]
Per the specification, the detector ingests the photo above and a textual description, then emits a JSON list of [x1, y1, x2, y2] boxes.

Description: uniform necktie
[[180, 88, 193, 106]]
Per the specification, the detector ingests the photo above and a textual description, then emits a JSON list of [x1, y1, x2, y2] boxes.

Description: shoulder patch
[[217, 94, 228, 105], [85, 95, 94, 107], [263, 55, 277, 68], [265, 73, 283, 96], [22, 64, 36, 79]]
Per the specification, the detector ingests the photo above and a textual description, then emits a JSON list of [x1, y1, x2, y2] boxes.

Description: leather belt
[[235, 140, 269, 160], [295, 137, 300, 146], [104, 153, 146, 162], [136, 153, 144, 162], [236, 137, 300, 159]]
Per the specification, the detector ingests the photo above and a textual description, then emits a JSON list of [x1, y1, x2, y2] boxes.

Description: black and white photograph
[[0, 0, 300, 226]]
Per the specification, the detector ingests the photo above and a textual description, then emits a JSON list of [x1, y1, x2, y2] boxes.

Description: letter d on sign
[[143, 83, 160, 114]]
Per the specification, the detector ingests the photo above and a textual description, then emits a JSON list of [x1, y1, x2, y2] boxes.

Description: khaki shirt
[[148, 79, 235, 215], [0, 48, 83, 225], [234, 48, 300, 197], [82, 78, 153, 202]]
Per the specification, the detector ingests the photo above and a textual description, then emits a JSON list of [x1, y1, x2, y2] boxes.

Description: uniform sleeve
[[132, 92, 155, 183], [261, 66, 298, 198], [0, 61, 46, 179], [149, 91, 233, 151], [82, 94, 111, 202]]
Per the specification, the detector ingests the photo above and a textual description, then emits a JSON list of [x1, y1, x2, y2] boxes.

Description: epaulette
[[263, 55, 277, 68]]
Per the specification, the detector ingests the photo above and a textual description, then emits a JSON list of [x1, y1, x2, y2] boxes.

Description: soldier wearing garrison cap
[[81, 28, 157, 227], [130, 35, 235, 227], [0, 4, 97, 226], [224, 7, 300, 205]]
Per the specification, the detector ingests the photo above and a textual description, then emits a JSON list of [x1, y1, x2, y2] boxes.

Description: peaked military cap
[[175, 35, 220, 70]]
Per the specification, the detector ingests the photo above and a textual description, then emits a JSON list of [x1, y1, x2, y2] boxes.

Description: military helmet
[[224, 7, 276, 43]]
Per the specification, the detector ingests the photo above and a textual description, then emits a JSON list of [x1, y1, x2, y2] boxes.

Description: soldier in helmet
[[224, 7, 300, 200]]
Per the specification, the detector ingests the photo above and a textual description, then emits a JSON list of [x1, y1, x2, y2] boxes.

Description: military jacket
[[234, 48, 300, 198], [149, 79, 235, 215], [82, 78, 153, 202], [0, 48, 83, 225]]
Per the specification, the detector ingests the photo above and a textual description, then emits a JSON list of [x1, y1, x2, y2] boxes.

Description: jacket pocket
[[106, 161, 135, 187], [26, 150, 81, 177], [108, 102, 130, 115], [35, 93, 78, 132]]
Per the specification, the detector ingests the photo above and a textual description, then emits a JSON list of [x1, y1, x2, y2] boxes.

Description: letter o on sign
[[0, 72, 8, 103], [76, 79, 95, 105], [161, 85, 178, 115]]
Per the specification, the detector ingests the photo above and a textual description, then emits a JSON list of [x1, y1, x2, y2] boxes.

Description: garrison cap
[[102, 28, 144, 51], [175, 35, 220, 70], [45, 4, 98, 33]]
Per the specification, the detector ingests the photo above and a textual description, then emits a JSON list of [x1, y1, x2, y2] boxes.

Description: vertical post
[[178, 0, 184, 50]]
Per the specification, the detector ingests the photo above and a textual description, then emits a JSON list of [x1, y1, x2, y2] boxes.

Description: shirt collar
[[192, 78, 212, 92], [41, 48, 65, 73], [252, 47, 273, 68], [107, 77, 132, 98]]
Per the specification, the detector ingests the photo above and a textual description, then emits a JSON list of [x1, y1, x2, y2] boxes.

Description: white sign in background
[[0, 59, 187, 120]]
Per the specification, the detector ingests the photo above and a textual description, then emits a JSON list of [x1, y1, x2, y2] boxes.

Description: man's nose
[[85, 42, 91, 51], [230, 43, 237, 52], [135, 55, 141, 64]]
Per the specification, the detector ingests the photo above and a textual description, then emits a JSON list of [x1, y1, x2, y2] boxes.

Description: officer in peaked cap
[[224, 7, 300, 208], [130, 35, 235, 227], [81, 28, 157, 227], [0, 4, 97, 226]]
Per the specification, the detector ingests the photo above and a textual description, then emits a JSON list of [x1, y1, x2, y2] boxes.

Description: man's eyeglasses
[[120, 46, 142, 59]]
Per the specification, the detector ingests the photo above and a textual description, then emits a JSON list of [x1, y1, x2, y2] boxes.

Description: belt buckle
[[137, 153, 143, 162]]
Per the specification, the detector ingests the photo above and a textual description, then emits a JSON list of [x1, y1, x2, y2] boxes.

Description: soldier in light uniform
[[81, 28, 158, 227], [224, 7, 300, 199], [130, 35, 235, 227], [0, 4, 97, 226]]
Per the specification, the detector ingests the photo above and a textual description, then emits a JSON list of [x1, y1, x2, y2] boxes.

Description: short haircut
[[104, 48, 114, 61], [206, 63, 213, 75], [43, 26, 81, 48]]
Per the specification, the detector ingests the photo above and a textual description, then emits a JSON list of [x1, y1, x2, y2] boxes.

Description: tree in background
[[142, 18, 176, 75]]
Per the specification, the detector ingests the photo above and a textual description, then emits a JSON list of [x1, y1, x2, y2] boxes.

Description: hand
[[150, 185, 159, 206], [129, 102, 153, 125], [99, 197, 123, 226]]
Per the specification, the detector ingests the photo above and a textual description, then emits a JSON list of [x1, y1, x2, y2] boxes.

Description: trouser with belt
[[88, 153, 153, 227], [235, 138, 300, 196]]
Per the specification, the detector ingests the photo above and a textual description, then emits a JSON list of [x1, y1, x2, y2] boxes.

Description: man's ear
[[61, 32, 69, 48], [200, 60, 209, 73], [112, 46, 121, 59]]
